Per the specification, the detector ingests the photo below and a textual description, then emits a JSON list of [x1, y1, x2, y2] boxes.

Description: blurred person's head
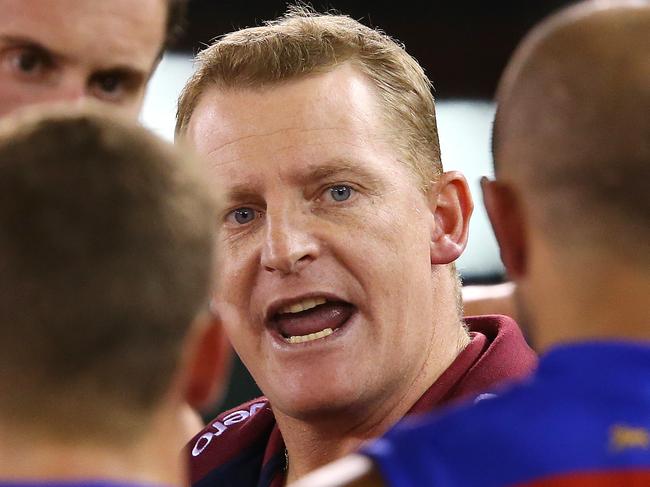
[[0, 0, 187, 119], [484, 0, 650, 348], [0, 108, 225, 484], [176, 6, 472, 429]]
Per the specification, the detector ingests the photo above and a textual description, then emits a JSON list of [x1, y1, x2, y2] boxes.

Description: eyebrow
[[0, 35, 65, 60], [299, 159, 384, 187], [0, 35, 148, 81], [92, 65, 148, 87], [224, 187, 264, 205], [223, 159, 384, 203]]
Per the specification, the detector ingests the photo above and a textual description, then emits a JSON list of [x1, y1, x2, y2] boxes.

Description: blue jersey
[[362, 342, 650, 486]]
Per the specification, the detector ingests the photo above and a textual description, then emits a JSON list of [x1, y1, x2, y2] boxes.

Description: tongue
[[275, 302, 354, 337]]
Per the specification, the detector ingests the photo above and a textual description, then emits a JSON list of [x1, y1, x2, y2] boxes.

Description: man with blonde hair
[[177, 7, 536, 486], [294, 1, 650, 485], [0, 109, 227, 486]]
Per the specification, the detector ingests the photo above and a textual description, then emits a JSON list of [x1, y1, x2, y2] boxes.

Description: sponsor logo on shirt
[[192, 402, 267, 457], [610, 424, 649, 452]]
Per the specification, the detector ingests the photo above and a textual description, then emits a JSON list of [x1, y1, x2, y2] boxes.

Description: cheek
[[359, 212, 434, 323], [352, 205, 431, 275], [213, 237, 265, 353], [216, 237, 258, 301], [216, 299, 259, 363], [0, 81, 37, 114], [119, 96, 145, 118]]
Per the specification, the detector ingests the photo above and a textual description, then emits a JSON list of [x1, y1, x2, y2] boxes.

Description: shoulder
[[186, 397, 275, 484], [366, 362, 650, 487], [364, 382, 542, 486]]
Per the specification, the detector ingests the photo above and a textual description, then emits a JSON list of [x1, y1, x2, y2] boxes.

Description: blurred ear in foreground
[[183, 312, 232, 411], [481, 177, 527, 279]]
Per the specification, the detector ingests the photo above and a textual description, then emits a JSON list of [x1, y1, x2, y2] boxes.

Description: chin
[[269, 380, 363, 421]]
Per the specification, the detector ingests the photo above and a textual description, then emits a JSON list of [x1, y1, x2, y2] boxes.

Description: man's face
[[187, 65, 443, 418], [0, 0, 167, 119]]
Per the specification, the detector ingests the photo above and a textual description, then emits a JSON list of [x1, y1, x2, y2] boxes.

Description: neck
[[526, 247, 650, 351], [0, 407, 189, 486], [279, 322, 470, 484]]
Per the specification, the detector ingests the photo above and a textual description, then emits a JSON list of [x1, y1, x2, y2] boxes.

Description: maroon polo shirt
[[187, 315, 537, 487]]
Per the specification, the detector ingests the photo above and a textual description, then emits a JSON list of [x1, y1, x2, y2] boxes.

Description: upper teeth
[[280, 297, 327, 314]]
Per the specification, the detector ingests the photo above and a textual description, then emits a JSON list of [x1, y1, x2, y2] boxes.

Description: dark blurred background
[[157, 0, 574, 415], [174, 0, 571, 98]]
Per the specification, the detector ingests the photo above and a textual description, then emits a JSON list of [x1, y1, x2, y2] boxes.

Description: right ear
[[481, 177, 527, 279]]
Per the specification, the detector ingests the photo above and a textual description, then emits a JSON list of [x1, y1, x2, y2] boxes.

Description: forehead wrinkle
[[202, 126, 352, 158]]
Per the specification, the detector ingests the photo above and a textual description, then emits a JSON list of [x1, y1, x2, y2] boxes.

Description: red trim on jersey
[[522, 469, 650, 486]]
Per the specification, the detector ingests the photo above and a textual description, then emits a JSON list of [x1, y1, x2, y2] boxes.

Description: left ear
[[428, 171, 474, 265], [183, 311, 232, 411]]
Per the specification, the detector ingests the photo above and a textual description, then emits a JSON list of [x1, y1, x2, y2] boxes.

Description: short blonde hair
[[176, 6, 442, 188]]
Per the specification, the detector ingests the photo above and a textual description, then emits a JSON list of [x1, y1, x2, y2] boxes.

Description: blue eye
[[329, 185, 353, 202], [230, 207, 257, 225]]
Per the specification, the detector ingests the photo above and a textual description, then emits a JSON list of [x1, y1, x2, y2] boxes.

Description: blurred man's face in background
[[0, 0, 167, 119]]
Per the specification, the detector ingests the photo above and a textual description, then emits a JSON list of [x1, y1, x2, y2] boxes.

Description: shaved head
[[493, 0, 650, 260]]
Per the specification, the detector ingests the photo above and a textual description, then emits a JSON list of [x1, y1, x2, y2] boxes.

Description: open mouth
[[268, 297, 356, 345]]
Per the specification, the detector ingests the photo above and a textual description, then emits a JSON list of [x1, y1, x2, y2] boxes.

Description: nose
[[261, 206, 320, 274], [40, 74, 87, 107], [56, 79, 87, 105]]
